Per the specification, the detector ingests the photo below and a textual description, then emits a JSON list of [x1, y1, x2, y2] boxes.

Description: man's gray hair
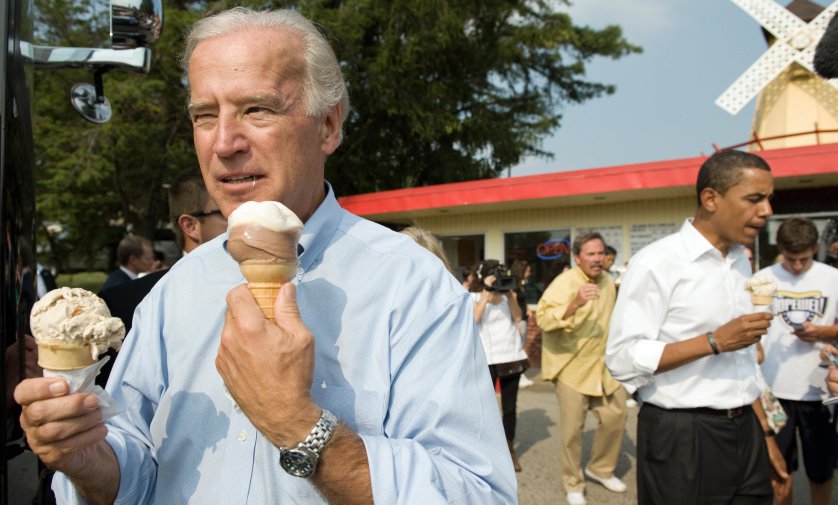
[[180, 7, 349, 126]]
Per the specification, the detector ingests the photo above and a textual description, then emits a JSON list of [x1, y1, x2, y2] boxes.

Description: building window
[[505, 229, 571, 303]]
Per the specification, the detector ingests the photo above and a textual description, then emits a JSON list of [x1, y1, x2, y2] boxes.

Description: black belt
[[646, 403, 749, 419]]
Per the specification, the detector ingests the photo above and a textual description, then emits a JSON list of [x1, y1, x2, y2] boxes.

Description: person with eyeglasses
[[169, 169, 228, 257]]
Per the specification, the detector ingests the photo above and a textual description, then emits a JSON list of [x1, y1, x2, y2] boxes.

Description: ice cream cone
[[37, 342, 96, 371], [751, 294, 773, 306], [240, 260, 297, 322]]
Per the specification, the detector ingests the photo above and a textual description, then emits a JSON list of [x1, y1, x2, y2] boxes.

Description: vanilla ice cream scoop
[[745, 275, 776, 307], [30, 287, 125, 369], [227, 201, 303, 263], [227, 201, 304, 321]]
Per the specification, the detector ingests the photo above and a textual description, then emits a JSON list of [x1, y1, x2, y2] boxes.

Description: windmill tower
[[717, 0, 838, 149]]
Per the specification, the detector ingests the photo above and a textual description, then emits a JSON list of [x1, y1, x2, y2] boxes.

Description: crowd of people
[[10, 6, 838, 505]]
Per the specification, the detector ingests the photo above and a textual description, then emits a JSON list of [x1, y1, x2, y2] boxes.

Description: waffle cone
[[240, 260, 297, 322], [37, 342, 96, 371], [751, 294, 773, 306]]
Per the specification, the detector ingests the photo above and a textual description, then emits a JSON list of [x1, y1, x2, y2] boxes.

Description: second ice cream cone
[[240, 260, 297, 322], [37, 342, 96, 371], [751, 294, 773, 306]]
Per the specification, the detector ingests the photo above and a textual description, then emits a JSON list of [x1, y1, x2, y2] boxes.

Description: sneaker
[[584, 468, 627, 493], [519, 374, 533, 389], [625, 398, 638, 408], [566, 491, 587, 505]]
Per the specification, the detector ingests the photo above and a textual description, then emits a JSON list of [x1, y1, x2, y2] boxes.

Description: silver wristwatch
[[278, 409, 337, 478]]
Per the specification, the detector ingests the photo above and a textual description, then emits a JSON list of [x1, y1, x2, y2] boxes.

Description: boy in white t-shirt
[[759, 217, 838, 505]]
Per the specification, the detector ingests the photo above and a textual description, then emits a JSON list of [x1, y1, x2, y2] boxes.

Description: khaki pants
[[555, 380, 628, 493]]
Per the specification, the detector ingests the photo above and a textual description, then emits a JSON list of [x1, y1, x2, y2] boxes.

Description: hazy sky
[[510, 0, 809, 176]]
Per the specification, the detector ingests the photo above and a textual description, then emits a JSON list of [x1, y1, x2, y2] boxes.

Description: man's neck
[[119, 265, 139, 279], [692, 214, 731, 257]]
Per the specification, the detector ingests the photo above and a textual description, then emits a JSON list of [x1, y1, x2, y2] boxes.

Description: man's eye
[[192, 114, 216, 124]]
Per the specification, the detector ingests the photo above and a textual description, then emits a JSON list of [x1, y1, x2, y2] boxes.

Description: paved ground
[[515, 369, 838, 505]]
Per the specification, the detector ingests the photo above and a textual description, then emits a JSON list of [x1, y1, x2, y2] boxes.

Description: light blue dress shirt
[[54, 186, 517, 504]]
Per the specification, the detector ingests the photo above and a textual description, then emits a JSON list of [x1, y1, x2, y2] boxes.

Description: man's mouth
[[223, 175, 259, 184]]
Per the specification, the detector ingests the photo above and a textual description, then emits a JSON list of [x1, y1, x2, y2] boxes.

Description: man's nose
[[757, 199, 773, 218], [214, 115, 249, 157]]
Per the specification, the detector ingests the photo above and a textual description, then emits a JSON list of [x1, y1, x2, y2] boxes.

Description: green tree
[[300, 0, 641, 194], [33, 0, 639, 269], [33, 0, 203, 271]]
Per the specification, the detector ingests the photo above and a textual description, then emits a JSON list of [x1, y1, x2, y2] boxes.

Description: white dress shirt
[[606, 219, 762, 409]]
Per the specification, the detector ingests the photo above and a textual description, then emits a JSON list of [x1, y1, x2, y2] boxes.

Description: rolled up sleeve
[[606, 261, 668, 391]]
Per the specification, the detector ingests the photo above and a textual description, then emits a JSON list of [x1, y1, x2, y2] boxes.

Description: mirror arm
[[22, 42, 151, 74]]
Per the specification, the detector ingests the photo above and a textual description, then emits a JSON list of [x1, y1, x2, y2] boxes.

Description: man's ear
[[319, 104, 342, 155], [699, 187, 718, 212], [177, 214, 202, 244]]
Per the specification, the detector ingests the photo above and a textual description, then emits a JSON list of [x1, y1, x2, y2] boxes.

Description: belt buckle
[[726, 407, 743, 418]]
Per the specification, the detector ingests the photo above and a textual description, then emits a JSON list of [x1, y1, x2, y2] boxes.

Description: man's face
[[188, 28, 342, 222], [603, 254, 615, 270], [780, 247, 816, 276], [131, 244, 155, 274], [197, 202, 227, 246], [573, 239, 605, 279], [707, 168, 774, 247]]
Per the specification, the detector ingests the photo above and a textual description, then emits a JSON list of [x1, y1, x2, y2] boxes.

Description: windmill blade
[[716, 41, 797, 114], [732, 0, 806, 42]]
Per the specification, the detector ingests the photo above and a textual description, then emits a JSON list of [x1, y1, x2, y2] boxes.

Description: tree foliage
[[32, 0, 639, 270]]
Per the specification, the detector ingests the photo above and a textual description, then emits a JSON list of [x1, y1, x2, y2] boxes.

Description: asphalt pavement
[[514, 369, 838, 505]]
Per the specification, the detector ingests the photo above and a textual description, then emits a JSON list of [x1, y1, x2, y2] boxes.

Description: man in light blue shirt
[[15, 7, 516, 504]]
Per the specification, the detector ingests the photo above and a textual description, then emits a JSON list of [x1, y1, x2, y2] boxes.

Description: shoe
[[507, 440, 522, 472], [584, 468, 627, 493], [566, 491, 587, 505], [625, 398, 638, 408], [519, 374, 533, 389]]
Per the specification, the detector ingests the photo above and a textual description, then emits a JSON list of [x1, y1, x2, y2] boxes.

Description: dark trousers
[[489, 366, 521, 441], [637, 403, 773, 505]]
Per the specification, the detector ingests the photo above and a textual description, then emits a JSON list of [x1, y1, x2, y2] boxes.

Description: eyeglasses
[[188, 209, 223, 218]]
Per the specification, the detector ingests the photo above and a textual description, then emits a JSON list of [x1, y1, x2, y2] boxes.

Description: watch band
[[300, 409, 337, 455], [706, 331, 720, 355]]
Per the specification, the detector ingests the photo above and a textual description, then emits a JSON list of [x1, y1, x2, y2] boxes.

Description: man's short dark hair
[[604, 245, 617, 256], [776, 217, 818, 253], [117, 235, 150, 266], [696, 150, 771, 207], [572, 232, 605, 256], [168, 169, 211, 249]]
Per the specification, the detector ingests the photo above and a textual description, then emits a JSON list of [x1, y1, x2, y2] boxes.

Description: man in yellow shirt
[[537, 232, 628, 505]]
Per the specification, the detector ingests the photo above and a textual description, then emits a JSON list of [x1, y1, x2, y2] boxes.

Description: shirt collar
[[680, 218, 745, 264], [297, 182, 341, 272], [120, 265, 138, 280]]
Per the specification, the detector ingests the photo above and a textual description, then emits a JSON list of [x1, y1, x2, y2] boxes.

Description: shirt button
[[238, 430, 247, 443], [296, 267, 304, 275]]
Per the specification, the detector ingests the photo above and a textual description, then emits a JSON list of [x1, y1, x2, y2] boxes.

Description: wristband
[[706, 331, 720, 355]]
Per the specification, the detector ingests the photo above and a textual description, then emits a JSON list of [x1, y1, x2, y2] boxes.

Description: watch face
[[279, 447, 318, 478]]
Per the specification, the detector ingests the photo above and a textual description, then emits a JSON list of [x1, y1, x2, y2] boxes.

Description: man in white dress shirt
[[606, 150, 788, 505]]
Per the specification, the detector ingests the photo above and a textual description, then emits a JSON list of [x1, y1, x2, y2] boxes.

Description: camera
[[478, 262, 517, 292], [489, 274, 517, 292]]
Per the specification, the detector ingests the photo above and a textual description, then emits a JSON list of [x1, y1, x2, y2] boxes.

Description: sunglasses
[[189, 209, 223, 218]]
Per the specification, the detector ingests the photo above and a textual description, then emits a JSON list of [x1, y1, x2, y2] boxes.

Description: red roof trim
[[338, 143, 838, 216]]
